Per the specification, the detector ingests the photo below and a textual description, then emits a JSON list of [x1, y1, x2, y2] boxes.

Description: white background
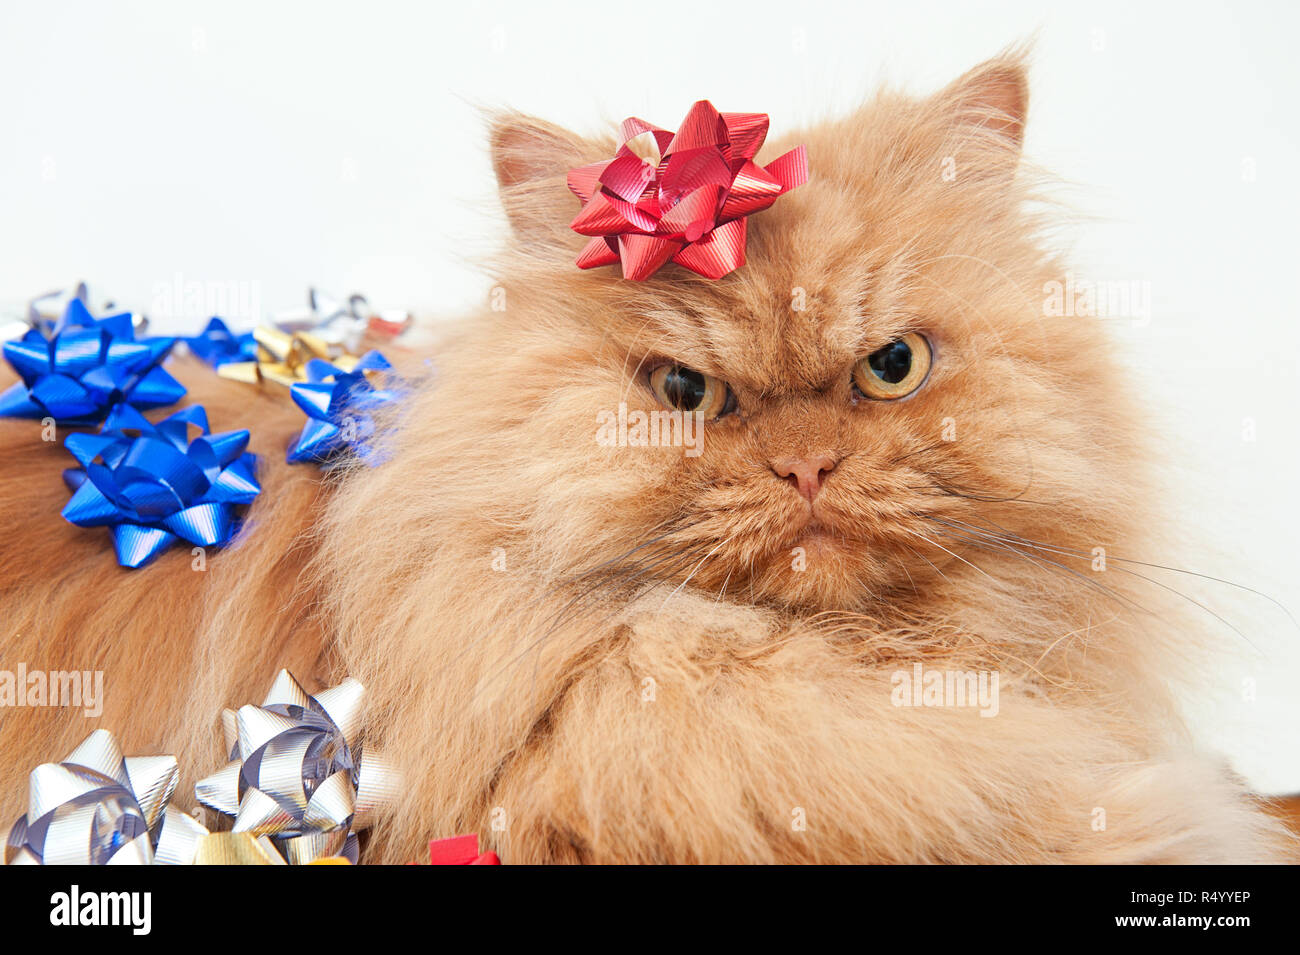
[[1, 1, 1297, 791]]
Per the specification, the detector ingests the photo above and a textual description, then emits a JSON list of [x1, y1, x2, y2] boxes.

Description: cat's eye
[[649, 364, 735, 418], [852, 333, 932, 400]]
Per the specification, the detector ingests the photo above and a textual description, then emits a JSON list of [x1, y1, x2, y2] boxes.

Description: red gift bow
[[567, 100, 809, 281], [411, 834, 500, 865]]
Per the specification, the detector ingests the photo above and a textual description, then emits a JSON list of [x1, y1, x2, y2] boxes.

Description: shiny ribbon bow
[[61, 404, 262, 568], [155, 806, 346, 864], [195, 670, 397, 865], [1, 282, 91, 342], [287, 351, 398, 465], [4, 730, 178, 865], [273, 288, 412, 347], [185, 316, 258, 368], [421, 834, 500, 865], [568, 100, 809, 280], [26, 282, 92, 336], [0, 312, 29, 345], [217, 325, 366, 388], [26, 282, 146, 336], [0, 297, 184, 423]]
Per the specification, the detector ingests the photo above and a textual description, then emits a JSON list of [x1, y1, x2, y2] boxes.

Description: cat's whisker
[[443, 519, 693, 665], [923, 519, 1151, 615], [658, 536, 733, 609], [899, 526, 999, 583], [617, 321, 678, 407], [715, 566, 734, 603], [937, 514, 1300, 633], [475, 537, 723, 702], [1023, 613, 1123, 686], [904, 527, 1149, 675], [446, 520, 709, 703], [889, 551, 919, 596], [902, 541, 955, 587], [922, 515, 1268, 655], [905, 267, 1044, 491], [851, 574, 882, 606], [905, 478, 1047, 506], [564, 519, 691, 585], [889, 441, 949, 466], [548, 539, 705, 627], [548, 532, 723, 628]]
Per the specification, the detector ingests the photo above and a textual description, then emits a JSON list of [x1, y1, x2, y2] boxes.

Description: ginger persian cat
[[0, 53, 1291, 863]]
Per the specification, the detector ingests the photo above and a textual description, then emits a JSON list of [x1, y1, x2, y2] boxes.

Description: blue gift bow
[[184, 317, 258, 367], [62, 404, 262, 568], [286, 350, 399, 465], [0, 297, 184, 423]]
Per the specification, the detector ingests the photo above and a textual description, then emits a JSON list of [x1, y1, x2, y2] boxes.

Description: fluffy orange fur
[[0, 52, 1291, 863]]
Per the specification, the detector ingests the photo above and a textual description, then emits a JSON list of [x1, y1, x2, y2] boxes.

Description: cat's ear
[[490, 112, 592, 244], [938, 53, 1029, 168]]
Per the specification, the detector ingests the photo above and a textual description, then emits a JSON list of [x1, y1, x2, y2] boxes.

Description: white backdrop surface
[[1, 0, 1297, 791]]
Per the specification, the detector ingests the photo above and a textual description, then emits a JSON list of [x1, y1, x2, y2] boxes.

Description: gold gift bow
[[216, 327, 364, 388]]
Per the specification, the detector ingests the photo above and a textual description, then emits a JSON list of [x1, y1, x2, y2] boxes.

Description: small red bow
[[411, 834, 500, 865], [568, 100, 808, 281]]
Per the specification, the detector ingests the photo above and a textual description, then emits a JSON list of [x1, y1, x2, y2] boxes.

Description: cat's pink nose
[[771, 454, 838, 502]]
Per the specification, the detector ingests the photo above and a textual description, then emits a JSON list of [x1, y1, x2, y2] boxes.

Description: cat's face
[[480, 56, 1140, 615]]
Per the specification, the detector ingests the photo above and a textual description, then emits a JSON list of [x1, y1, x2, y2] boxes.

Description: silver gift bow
[[195, 669, 397, 864], [272, 287, 410, 350], [22, 282, 149, 338], [4, 729, 177, 865]]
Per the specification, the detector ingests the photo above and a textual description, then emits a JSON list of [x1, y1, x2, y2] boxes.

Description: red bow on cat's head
[[567, 101, 808, 281]]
